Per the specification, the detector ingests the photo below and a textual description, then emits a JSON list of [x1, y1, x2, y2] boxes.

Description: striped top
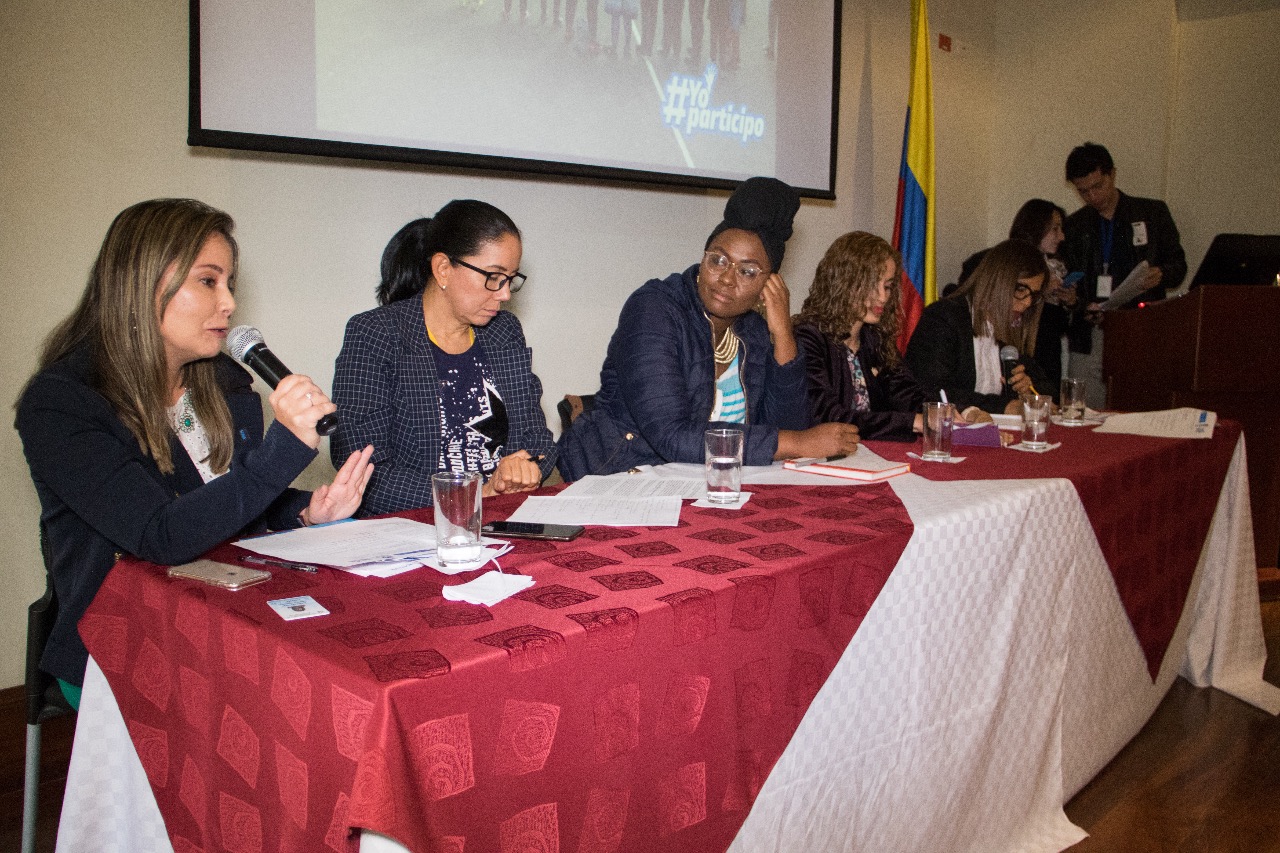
[[710, 354, 746, 423]]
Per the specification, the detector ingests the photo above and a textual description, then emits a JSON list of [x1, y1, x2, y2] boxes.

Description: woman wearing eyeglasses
[[556, 177, 860, 481], [905, 239, 1051, 416], [331, 201, 556, 514]]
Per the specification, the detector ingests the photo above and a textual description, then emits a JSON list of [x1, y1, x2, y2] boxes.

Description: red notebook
[[783, 448, 911, 482]]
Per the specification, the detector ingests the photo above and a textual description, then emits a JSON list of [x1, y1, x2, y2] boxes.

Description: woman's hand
[[761, 273, 799, 365], [269, 374, 338, 450], [302, 444, 374, 525], [482, 450, 543, 498], [1007, 364, 1036, 398], [960, 406, 993, 424], [776, 423, 861, 460]]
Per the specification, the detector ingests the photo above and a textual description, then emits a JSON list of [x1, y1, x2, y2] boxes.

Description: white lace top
[[167, 390, 222, 484]]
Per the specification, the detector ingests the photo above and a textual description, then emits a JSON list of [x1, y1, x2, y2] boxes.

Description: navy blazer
[[557, 266, 809, 480], [16, 349, 316, 685], [904, 296, 1050, 414], [331, 298, 556, 515], [794, 322, 923, 441]]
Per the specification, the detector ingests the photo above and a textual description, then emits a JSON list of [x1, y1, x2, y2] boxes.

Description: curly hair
[[795, 231, 903, 366]]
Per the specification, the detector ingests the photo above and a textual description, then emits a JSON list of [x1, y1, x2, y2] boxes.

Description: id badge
[[1096, 274, 1113, 298], [1132, 222, 1148, 246]]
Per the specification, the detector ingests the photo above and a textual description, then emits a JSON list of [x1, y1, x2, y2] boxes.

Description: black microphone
[[999, 344, 1021, 385], [228, 325, 338, 437]]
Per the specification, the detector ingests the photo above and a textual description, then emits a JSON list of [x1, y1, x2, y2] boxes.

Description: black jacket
[[904, 296, 1050, 413], [16, 348, 315, 685], [557, 266, 809, 480], [794, 322, 923, 441]]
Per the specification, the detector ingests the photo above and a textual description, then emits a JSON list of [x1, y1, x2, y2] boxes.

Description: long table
[[56, 423, 1280, 852]]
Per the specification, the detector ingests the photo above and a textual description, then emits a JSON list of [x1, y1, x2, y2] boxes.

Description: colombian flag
[[891, 0, 936, 353]]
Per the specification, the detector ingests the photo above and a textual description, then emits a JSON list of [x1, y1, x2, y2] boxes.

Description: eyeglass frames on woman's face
[[703, 250, 766, 285], [1013, 282, 1043, 304], [449, 256, 527, 293]]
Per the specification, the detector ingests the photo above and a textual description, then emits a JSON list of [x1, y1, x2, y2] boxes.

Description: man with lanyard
[[1062, 142, 1187, 409]]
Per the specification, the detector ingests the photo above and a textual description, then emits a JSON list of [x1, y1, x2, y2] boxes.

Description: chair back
[[26, 525, 72, 724], [557, 393, 596, 436]]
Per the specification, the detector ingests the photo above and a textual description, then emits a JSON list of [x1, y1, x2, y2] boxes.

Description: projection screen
[[189, 0, 840, 197]]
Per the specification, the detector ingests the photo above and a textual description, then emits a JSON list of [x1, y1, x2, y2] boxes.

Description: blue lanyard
[[1099, 217, 1115, 274]]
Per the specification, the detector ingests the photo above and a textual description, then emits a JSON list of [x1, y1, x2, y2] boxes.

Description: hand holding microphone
[[1000, 344, 1037, 399], [229, 326, 339, 446]]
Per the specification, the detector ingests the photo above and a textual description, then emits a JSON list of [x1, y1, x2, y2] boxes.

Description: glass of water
[[1059, 377, 1087, 425], [921, 402, 954, 460], [1021, 394, 1052, 449], [705, 428, 744, 504], [432, 471, 483, 565]]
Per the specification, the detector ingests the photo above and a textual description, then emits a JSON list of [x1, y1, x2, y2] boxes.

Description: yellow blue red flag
[[891, 0, 936, 352]]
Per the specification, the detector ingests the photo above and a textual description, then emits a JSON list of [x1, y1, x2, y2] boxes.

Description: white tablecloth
[[57, 440, 1279, 852]]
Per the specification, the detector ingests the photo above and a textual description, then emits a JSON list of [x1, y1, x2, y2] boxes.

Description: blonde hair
[[36, 199, 239, 474], [949, 239, 1047, 356], [795, 231, 903, 366]]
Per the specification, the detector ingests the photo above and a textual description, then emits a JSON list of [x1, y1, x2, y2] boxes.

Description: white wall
[[986, 0, 1181, 250], [1, 0, 1271, 688], [1166, 7, 1280, 271]]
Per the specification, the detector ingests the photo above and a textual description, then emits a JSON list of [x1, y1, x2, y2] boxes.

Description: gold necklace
[[706, 313, 740, 365]]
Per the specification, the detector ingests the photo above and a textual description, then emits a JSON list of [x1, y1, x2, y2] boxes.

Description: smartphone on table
[[167, 559, 271, 590], [481, 521, 584, 541]]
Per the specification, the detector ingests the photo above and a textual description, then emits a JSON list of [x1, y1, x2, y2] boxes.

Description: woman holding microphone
[[16, 198, 373, 705]]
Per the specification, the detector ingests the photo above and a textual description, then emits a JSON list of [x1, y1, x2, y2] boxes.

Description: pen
[[241, 555, 319, 573]]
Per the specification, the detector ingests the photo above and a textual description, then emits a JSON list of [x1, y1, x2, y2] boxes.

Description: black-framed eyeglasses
[[1013, 283, 1043, 304], [703, 250, 766, 284], [449, 256, 527, 293]]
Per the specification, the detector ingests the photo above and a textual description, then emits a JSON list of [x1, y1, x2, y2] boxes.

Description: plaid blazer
[[331, 298, 556, 515]]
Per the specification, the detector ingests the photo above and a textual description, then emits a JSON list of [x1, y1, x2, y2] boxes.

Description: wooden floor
[[2, 602, 1277, 852], [1064, 598, 1280, 852]]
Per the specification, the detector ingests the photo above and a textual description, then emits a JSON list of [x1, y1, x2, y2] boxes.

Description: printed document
[[507, 495, 683, 527], [236, 517, 438, 567], [1092, 407, 1216, 439]]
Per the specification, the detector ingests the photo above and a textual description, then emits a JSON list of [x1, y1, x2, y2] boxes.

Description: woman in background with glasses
[[905, 239, 1051, 416], [556, 177, 860, 480], [331, 200, 556, 515]]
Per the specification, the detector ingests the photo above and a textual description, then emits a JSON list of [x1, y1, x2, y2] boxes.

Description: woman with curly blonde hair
[[793, 231, 925, 441]]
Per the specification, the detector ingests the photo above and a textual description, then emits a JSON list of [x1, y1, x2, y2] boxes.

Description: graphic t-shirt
[[429, 339, 508, 477]]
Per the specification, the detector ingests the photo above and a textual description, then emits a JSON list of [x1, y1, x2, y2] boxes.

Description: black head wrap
[[704, 177, 801, 272]]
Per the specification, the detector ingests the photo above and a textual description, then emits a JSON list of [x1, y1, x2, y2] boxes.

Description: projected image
[[315, 0, 794, 179], [192, 0, 835, 194]]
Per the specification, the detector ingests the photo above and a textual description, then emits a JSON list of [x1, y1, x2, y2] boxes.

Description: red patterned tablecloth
[[869, 420, 1243, 678], [79, 483, 912, 853]]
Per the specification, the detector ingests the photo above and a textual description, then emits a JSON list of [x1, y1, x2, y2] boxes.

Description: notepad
[[783, 447, 910, 482]]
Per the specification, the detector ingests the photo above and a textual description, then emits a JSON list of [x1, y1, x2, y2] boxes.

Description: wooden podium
[[1103, 285, 1280, 566]]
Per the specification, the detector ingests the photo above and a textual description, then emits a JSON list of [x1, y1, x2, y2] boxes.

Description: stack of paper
[[507, 495, 683, 527], [237, 518, 514, 578]]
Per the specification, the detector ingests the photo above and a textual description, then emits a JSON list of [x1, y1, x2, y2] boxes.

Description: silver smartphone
[[167, 559, 272, 590]]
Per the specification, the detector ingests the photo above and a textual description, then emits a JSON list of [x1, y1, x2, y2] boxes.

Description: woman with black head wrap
[[557, 177, 861, 480]]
